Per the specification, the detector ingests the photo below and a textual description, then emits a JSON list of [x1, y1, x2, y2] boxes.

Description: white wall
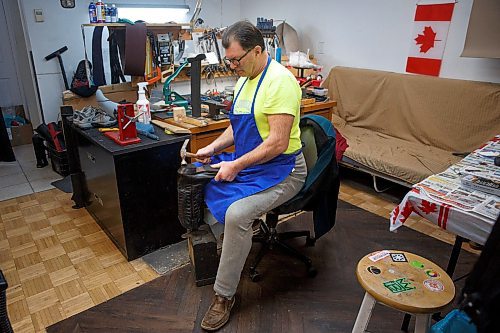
[[240, 0, 500, 83], [18, 0, 240, 123], [19, 0, 91, 123], [18, 0, 500, 124]]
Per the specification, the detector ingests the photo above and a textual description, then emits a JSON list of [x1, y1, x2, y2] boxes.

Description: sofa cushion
[[335, 121, 462, 184], [325, 67, 500, 153]]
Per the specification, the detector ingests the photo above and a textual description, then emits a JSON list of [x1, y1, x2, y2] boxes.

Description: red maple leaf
[[419, 200, 437, 214], [415, 26, 437, 53], [401, 201, 414, 219]]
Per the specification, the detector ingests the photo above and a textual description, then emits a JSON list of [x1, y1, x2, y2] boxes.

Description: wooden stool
[[352, 250, 455, 333]]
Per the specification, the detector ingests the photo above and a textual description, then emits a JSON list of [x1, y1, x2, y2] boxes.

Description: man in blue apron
[[195, 21, 307, 331]]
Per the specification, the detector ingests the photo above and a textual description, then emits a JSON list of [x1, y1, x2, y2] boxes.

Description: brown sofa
[[323, 66, 500, 186]]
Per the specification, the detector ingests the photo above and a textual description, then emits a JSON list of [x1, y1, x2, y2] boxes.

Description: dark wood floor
[[47, 201, 478, 333]]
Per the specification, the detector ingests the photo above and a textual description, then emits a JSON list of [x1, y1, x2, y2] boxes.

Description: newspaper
[[415, 135, 500, 220]]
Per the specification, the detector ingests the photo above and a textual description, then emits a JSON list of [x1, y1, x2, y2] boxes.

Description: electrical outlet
[[34, 9, 44, 22], [317, 41, 325, 55]]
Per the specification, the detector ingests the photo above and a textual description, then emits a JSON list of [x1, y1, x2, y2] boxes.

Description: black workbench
[[74, 125, 189, 260]]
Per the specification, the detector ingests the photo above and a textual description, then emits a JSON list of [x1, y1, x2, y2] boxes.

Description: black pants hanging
[[0, 112, 15, 162]]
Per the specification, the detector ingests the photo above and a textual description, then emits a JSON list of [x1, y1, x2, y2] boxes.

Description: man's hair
[[222, 20, 265, 51]]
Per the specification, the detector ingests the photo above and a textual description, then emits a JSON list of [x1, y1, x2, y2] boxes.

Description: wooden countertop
[[154, 100, 337, 134]]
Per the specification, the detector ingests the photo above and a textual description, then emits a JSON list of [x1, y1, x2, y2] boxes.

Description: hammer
[[180, 139, 196, 165]]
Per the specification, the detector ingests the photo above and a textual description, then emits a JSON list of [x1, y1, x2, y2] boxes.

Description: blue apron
[[205, 57, 298, 223]]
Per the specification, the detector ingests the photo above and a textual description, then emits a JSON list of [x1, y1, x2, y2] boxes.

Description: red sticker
[[423, 279, 444, 292]]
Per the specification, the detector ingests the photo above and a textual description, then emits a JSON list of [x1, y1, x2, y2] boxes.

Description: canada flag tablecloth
[[390, 135, 500, 245], [390, 187, 493, 245]]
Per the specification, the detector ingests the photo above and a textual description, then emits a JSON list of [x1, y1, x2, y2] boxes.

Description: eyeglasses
[[223, 48, 252, 67]]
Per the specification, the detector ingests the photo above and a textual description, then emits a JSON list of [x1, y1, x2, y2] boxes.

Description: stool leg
[[352, 292, 376, 333], [414, 314, 431, 333]]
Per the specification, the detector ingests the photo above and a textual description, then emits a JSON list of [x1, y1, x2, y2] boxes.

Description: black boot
[[177, 164, 218, 231], [32, 134, 48, 168]]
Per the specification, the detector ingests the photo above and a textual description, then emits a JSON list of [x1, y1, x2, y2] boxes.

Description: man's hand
[[195, 146, 215, 164], [211, 161, 242, 182]]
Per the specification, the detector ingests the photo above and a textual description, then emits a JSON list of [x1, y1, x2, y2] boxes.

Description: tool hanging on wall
[[174, 39, 185, 63], [197, 28, 231, 76], [145, 32, 162, 85], [45, 46, 70, 90], [158, 33, 174, 66], [190, 0, 203, 29]]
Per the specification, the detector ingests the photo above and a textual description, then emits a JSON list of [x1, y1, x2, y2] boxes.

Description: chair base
[[249, 219, 317, 282]]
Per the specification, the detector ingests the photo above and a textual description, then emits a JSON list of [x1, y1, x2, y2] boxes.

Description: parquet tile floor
[[0, 174, 479, 332]]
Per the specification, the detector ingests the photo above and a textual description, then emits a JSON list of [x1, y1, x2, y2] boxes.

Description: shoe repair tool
[[104, 103, 141, 146], [162, 54, 206, 114], [203, 100, 229, 121], [122, 112, 144, 130], [98, 128, 119, 132], [179, 139, 198, 165], [162, 60, 191, 110], [180, 139, 190, 165], [45, 46, 69, 90]]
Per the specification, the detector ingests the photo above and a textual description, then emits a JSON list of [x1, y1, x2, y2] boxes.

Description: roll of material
[[124, 22, 147, 76], [96, 89, 118, 117], [276, 22, 299, 54]]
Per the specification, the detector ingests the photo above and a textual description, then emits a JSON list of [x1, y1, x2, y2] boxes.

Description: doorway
[[0, 0, 23, 109]]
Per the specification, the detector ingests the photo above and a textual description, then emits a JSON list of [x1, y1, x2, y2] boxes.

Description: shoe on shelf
[[91, 109, 117, 128], [201, 294, 236, 331], [73, 106, 97, 129]]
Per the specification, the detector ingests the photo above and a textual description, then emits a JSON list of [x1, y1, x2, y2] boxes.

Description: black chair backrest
[[275, 115, 338, 214]]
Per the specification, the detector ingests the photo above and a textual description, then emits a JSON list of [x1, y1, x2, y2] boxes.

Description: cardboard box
[[1, 105, 33, 146], [10, 123, 33, 146]]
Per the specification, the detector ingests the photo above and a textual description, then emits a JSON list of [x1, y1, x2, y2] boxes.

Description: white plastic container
[[136, 82, 151, 124]]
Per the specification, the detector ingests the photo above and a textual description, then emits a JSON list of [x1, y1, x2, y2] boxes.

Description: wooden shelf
[[81, 22, 189, 38], [82, 23, 187, 28]]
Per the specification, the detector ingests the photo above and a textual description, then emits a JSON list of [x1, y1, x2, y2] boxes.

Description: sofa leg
[[372, 175, 392, 193]]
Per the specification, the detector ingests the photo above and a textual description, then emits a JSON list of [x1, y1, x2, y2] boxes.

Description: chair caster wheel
[[307, 266, 317, 278], [305, 237, 316, 247], [250, 269, 262, 282]]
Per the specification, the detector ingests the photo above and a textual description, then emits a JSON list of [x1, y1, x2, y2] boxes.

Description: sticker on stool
[[423, 279, 444, 292], [425, 269, 440, 279], [383, 278, 416, 293], [410, 260, 425, 269], [390, 253, 408, 262], [367, 266, 381, 274], [369, 250, 390, 262]]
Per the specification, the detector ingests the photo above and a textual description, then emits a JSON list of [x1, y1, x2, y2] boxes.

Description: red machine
[[104, 103, 141, 146]]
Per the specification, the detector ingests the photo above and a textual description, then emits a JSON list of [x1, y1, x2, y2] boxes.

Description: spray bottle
[[95, 0, 104, 23], [136, 82, 151, 124]]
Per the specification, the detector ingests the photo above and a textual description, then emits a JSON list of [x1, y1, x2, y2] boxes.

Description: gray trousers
[[205, 153, 307, 298]]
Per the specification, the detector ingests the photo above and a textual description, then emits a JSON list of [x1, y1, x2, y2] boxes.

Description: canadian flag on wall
[[406, 2, 455, 76]]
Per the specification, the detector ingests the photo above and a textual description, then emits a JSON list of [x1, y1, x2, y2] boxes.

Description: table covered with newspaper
[[390, 135, 500, 245]]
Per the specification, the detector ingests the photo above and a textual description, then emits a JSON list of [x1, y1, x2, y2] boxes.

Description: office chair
[[249, 115, 340, 281]]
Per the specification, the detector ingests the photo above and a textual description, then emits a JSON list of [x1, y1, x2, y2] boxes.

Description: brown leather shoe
[[201, 294, 236, 331]]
